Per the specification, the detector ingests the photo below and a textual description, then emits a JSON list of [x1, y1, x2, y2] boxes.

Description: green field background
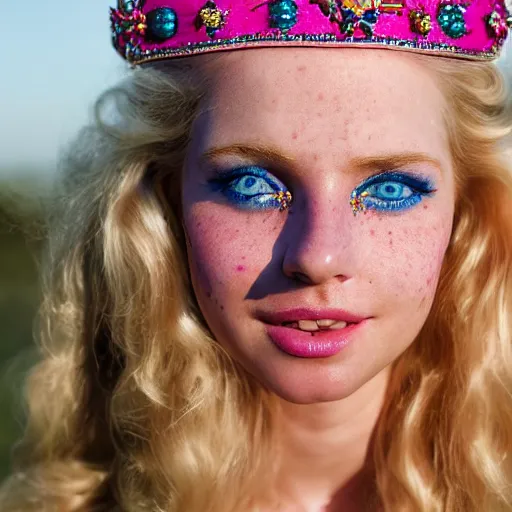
[[0, 180, 46, 480]]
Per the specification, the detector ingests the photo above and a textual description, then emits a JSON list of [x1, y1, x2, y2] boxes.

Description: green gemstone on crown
[[146, 7, 178, 41], [269, 0, 299, 30], [437, 3, 467, 39]]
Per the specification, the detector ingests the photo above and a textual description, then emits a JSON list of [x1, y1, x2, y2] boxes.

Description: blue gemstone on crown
[[362, 9, 378, 24], [269, 0, 299, 30], [437, 3, 467, 38], [146, 7, 178, 41]]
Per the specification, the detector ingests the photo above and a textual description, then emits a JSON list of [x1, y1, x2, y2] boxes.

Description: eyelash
[[208, 166, 437, 212], [352, 171, 437, 212]]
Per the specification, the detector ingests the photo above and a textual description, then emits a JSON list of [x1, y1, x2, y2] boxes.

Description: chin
[[246, 357, 373, 404]]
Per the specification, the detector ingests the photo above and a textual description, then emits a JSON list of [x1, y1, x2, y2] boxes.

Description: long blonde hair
[[0, 52, 511, 511]]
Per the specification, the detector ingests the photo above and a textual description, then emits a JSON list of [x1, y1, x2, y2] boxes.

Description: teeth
[[316, 319, 337, 327], [330, 320, 347, 329], [290, 319, 349, 331], [297, 320, 319, 331]]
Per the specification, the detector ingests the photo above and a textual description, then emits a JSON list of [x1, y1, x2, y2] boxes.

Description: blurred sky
[[1, 1, 512, 179], [0, 1, 126, 178]]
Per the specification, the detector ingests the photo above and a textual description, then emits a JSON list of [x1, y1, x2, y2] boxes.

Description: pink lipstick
[[265, 322, 365, 358], [259, 308, 370, 359]]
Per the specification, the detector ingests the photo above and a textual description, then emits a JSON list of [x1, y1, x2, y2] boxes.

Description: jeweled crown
[[111, 0, 512, 65]]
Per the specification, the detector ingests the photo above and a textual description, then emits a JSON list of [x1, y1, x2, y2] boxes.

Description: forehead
[[193, 48, 449, 165]]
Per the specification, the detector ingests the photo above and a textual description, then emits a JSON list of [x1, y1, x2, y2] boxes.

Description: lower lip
[[265, 321, 366, 358]]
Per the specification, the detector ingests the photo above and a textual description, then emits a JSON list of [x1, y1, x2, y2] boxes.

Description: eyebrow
[[200, 143, 295, 169], [199, 143, 443, 174]]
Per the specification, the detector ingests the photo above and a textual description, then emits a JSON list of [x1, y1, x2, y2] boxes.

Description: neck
[[270, 366, 391, 512]]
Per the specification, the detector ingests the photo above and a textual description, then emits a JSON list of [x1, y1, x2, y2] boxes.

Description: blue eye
[[208, 166, 290, 210], [352, 171, 437, 212]]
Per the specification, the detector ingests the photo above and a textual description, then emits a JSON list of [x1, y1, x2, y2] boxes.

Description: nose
[[281, 195, 357, 286]]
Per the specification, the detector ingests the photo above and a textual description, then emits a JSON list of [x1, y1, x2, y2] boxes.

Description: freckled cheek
[[372, 221, 452, 302], [184, 206, 276, 299]]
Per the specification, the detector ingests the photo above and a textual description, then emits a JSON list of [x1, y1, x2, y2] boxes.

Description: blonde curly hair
[[0, 52, 511, 511]]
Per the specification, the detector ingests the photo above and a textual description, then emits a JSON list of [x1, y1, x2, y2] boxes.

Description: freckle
[[220, 305, 224, 311], [207, 292, 212, 299], [317, 92, 324, 101], [423, 205, 428, 210], [389, 240, 393, 247], [316, 112, 323, 118], [405, 272, 409, 277], [297, 65, 306, 72], [313, 153, 319, 161], [370, 229, 375, 236], [236, 229, 240, 233], [388, 231, 392, 235], [292, 131, 298, 140], [369, 280, 372, 284], [196, 222, 202, 228], [378, 217, 383, 222], [236, 265, 246, 272], [242, 256, 246, 260]]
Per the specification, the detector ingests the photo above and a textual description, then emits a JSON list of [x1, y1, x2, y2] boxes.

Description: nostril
[[291, 272, 312, 285]]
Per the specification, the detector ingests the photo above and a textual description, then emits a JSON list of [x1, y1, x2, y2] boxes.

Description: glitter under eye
[[350, 171, 437, 215]]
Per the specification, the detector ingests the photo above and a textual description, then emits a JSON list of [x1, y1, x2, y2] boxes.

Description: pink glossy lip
[[258, 308, 371, 359], [265, 321, 366, 358]]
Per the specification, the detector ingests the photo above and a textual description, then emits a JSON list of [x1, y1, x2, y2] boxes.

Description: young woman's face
[[181, 48, 455, 404]]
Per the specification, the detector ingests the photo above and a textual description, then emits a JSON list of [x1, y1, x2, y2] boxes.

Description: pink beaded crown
[[111, 0, 512, 65]]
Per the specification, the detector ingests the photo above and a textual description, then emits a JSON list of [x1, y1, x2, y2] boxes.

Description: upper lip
[[258, 307, 370, 326]]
